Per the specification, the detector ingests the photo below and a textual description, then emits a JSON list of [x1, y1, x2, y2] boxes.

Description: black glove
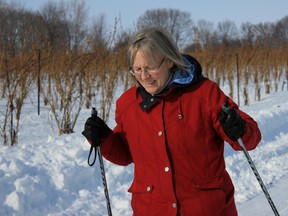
[[82, 116, 111, 146], [220, 107, 246, 141]]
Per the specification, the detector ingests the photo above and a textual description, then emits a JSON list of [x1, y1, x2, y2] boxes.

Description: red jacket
[[101, 79, 261, 216]]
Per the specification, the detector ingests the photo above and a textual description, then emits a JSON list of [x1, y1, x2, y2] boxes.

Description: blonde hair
[[128, 27, 189, 72]]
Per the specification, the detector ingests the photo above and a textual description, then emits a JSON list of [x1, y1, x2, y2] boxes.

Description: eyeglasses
[[130, 59, 165, 76]]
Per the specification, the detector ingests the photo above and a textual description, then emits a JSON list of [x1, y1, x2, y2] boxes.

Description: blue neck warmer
[[167, 56, 195, 87]]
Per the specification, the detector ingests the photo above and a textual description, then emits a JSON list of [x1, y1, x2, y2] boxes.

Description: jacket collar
[[139, 86, 177, 111]]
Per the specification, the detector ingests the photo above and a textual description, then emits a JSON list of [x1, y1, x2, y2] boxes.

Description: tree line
[[0, 0, 287, 145]]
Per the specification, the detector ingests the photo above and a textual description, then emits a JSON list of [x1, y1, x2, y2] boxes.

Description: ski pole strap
[[87, 145, 97, 166]]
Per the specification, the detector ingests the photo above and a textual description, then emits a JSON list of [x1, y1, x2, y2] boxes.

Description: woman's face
[[132, 50, 173, 95]]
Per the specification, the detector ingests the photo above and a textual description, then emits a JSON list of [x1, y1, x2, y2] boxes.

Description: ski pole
[[87, 108, 113, 216], [222, 103, 279, 216], [97, 145, 113, 216], [237, 138, 279, 216]]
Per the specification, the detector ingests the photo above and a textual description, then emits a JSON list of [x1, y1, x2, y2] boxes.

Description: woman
[[82, 27, 261, 215]]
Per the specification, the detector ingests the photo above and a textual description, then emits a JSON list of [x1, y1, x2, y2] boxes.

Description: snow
[[1, 86, 288, 216]]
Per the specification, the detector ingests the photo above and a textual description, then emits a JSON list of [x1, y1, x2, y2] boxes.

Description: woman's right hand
[[82, 116, 111, 146]]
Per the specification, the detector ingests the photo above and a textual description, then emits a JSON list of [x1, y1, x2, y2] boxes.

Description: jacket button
[[178, 114, 183, 119], [164, 167, 170, 172], [172, 203, 177, 208], [158, 131, 163, 136], [146, 186, 151, 192]]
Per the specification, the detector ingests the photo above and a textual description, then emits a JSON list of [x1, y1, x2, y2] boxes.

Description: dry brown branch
[[40, 51, 94, 135], [0, 51, 36, 145]]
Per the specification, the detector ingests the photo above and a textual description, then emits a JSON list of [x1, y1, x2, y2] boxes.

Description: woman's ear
[[168, 59, 174, 69]]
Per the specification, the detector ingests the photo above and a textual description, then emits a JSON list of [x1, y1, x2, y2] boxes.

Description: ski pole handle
[[222, 100, 230, 115], [91, 107, 97, 120], [87, 107, 98, 166]]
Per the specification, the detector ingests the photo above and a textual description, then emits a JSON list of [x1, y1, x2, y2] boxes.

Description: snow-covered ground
[[0, 86, 288, 216]]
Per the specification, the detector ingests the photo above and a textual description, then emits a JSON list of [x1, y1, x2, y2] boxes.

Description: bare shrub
[[41, 51, 93, 135], [0, 52, 36, 145]]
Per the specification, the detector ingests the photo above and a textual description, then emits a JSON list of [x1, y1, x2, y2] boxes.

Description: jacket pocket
[[128, 181, 154, 215], [128, 181, 154, 194], [194, 178, 227, 216], [193, 176, 224, 190]]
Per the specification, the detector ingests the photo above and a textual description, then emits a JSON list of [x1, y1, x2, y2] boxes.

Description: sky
[[19, 0, 288, 29], [1, 79, 288, 215]]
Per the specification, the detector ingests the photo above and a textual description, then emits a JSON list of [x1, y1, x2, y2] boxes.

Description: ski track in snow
[[0, 90, 287, 216]]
